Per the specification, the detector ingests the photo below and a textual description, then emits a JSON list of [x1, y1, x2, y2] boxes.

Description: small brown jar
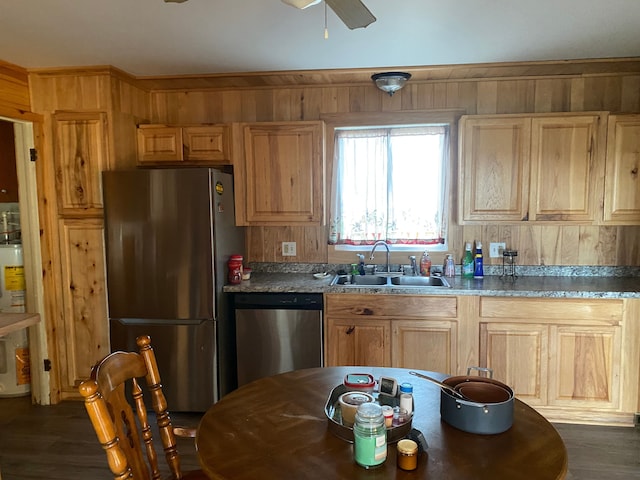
[[397, 439, 418, 471]]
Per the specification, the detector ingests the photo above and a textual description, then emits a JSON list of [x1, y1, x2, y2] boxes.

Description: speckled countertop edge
[[224, 271, 640, 299]]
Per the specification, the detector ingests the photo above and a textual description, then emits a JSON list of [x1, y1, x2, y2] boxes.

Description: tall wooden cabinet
[[233, 121, 325, 226], [603, 115, 640, 224], [51, 111, 111, 395], [459, 113, 605, 224]]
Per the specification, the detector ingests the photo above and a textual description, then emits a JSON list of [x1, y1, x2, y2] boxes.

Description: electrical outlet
[[489, 242, 506, 258], [282, 241, 297, 256]]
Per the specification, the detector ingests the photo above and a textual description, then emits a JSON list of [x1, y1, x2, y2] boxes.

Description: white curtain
[[330, 126, 448, 246]]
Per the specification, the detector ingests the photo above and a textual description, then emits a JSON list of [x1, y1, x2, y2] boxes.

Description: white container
[[0, 328, 30, 397], [0, 244, 30, 397]]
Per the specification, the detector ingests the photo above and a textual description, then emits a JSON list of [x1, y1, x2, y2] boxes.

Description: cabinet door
[[239, 121, 324, 225], [326, 317, 391, 367], [604, 115, 640, 224], [53, 112, 109, 215], [183, 125, 230, 163], [548, 324, 621, 409], [137, 125, 183, 163], [480, 322, 548, 406], [58, 217, 109, 395], [392, 320, 457, 374], [529, 115, 603, 222], [459, 116, 530, 222]]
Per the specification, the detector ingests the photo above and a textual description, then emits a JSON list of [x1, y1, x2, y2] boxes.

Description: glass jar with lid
[[353, 402, 387, 469]]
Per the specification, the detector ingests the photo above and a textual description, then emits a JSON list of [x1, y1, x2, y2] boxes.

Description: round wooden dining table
[[196, 366, 568, 479]]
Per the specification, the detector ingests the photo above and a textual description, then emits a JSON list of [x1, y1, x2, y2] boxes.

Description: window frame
[[321, 110, 463, 264]]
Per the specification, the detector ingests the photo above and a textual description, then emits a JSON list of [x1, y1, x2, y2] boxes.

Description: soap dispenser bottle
[[420, 251, 432, 277], [474, 241, 484, 279]]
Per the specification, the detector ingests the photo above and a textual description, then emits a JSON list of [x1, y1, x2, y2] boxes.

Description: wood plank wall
[[149, 72, 640, 266]]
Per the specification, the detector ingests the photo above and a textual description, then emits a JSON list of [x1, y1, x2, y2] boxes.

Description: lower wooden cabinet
[[479, 297, 630, 424], [324, 293, 640, 426], [324, 294, 458, 373]]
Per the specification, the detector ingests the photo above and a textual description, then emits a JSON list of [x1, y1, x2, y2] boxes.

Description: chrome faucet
[[409, 255, 418, 276], [369, 240, 391, 274]]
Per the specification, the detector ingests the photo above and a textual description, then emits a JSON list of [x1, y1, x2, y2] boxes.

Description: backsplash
[[248, 262, 640, 277]]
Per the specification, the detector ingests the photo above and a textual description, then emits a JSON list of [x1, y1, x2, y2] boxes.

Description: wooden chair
[[78, 335, 207, 480]]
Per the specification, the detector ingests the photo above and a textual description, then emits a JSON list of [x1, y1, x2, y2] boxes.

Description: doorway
[[0, 117, 49, 404]]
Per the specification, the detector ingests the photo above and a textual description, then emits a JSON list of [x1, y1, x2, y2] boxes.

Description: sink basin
[[331, 274, 450, 288], [332, 275, 388, 286], [390, 276, 451, 287]]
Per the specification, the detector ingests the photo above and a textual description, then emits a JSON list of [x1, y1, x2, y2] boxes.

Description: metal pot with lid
[[410, 367, 514, 435]]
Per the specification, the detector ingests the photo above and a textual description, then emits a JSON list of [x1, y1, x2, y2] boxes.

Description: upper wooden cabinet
[[459, 113, 606, 224], [458, 116, 531, 222], [53, 111, 109, 215], [603, 115, 640, 224], [233, 121, 325, 226], [137, 124, 231, 165]]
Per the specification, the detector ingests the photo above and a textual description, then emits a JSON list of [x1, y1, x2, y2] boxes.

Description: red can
[[227, 255, 243, 285]]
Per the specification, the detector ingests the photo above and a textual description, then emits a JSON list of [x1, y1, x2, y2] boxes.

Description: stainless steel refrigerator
[[102, 168, 244, 412]]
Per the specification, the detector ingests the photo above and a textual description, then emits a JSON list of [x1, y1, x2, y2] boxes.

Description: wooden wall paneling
[[518, 225, 542, 265], [576, 226, 601, 265], [414, 83, 435, 110], [431, 83, 448, 109], [496, 79, 535, 113], [559, 226, 581, 265], [273, 89, 296, 120], [476, 80, 499, 114], [456, 81, 478, 115], [616, 226, 640, 265], [620, 75, 640, 111], [254, 90, 275, 122], [301, 87, 323, 121], [539, 226, 563, 265], [303, 226, 328, 263], [597, 226, 619, 265], [220, 90, 244, 122], [584, 76, 623, 112], [534, 78, 571, 113], [58, 217, 108, 397], [569, 77, 586, 112], [320, 87, 340, 114]]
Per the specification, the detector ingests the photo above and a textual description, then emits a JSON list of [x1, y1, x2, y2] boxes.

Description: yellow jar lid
[[397, 439, 418, 455]]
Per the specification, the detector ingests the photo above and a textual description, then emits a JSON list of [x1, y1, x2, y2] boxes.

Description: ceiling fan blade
[[164, 0, 189, 3], [281, 0, 322, 9], [324, 0, 376, 29]]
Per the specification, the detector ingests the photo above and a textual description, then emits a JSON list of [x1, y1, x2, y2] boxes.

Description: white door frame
[[1, 116, 50, 405]]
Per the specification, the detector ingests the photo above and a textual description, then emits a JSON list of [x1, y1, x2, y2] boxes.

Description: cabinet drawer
[[480, 297, 623, 324], [325, 294, 457, 318]]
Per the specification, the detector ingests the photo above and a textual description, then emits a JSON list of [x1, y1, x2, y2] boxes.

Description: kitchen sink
[[331, 274, 450, 288]]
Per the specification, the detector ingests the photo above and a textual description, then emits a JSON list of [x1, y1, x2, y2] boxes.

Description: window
[[329, 124, 449, 248]]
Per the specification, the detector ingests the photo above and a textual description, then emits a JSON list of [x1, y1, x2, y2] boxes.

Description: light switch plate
[[282, 241, 297, 256], [489, 242, 506, 258]]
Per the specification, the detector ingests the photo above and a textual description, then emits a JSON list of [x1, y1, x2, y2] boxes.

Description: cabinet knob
[[346, 326, 355, 335]]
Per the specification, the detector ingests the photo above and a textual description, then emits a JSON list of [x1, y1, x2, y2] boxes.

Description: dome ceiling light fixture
[[371, 72, 412, 96]]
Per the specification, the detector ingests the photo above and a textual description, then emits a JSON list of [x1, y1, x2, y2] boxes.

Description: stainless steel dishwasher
[[234, 292, 323, 388]]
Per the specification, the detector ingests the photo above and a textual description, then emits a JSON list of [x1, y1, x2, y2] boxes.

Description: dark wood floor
[[0, 395, 638, 479]]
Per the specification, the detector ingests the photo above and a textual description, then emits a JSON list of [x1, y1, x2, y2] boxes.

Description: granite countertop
[[224, 272, 640, 299]]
